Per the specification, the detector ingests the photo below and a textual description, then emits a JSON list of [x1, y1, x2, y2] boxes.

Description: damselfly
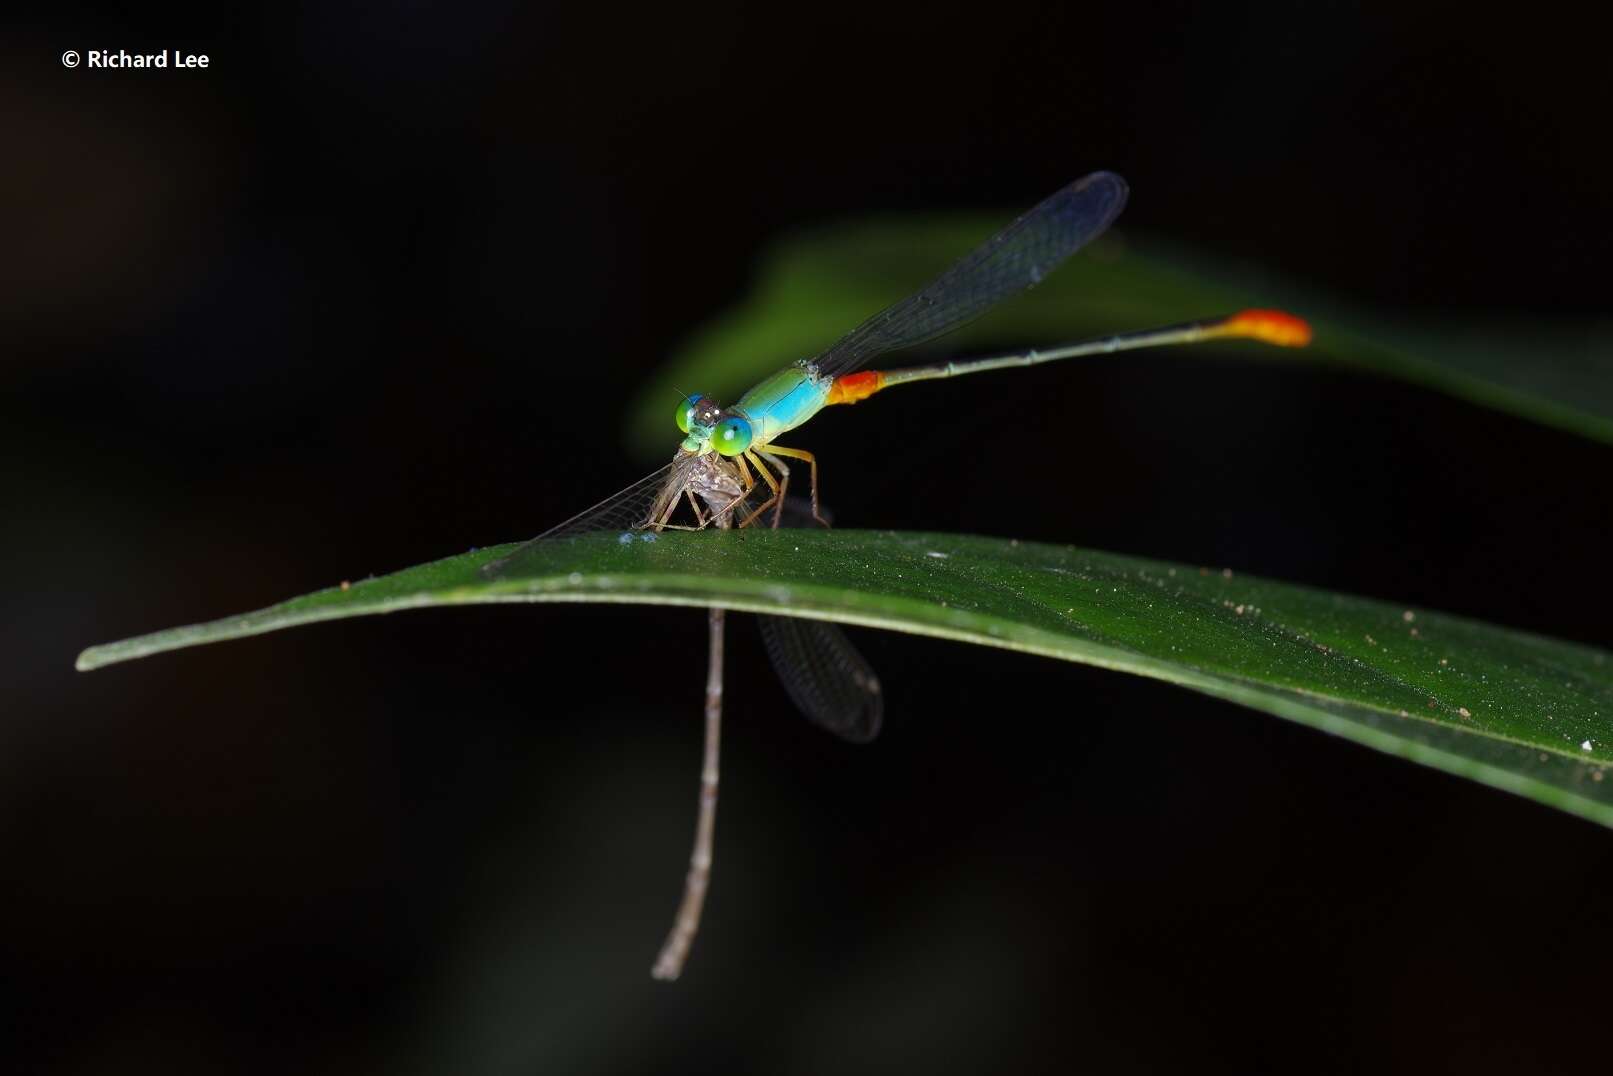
[[484, 172, 1310, 978]]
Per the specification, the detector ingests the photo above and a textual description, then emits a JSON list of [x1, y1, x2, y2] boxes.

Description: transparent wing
[[480, 452, 776, 577], [756, 494, 883, 743], [758, 614, 883, 743], [479, 457, 684, 579], [811, 171, 1129, 379], [537, 460, 686, 540]]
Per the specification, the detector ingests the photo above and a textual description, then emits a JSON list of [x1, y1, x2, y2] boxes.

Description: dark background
[[8, 3, 1613, 1072]]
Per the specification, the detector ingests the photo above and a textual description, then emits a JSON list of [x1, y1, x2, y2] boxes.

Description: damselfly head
[[675, 394, 724, 436], [676, 394, 754, 457], [677, 395, 722, 453]]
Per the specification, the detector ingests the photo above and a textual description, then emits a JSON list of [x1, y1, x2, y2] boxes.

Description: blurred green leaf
[[80, 529, 1613, 828], [625, 215, 1613, 456]]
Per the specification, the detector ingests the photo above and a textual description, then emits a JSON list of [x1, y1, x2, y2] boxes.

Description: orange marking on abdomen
[[1220, 309, 1312, 347], [826, 370, 886, 405]]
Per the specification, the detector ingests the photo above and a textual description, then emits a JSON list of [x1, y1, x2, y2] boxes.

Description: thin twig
[[651, 606, 724, 980]]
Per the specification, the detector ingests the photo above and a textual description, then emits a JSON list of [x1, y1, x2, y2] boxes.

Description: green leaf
[[78, 530, 1613, 828], [625, 217, 1613, 455]]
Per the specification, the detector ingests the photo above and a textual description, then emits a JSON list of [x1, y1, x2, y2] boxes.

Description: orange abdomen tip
[[826, 370, 886, 405], [1221, 308, 1312, 348]]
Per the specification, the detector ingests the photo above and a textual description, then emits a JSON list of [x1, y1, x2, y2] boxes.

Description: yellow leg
[[749, 449, 794, 528], [724, 452, 752, 527], [739, 449, 783, 528], [731, 453, 770, 529], [758, 444, 827, 526], [734, 450, 756, 491], [756, 452, 791, 528]]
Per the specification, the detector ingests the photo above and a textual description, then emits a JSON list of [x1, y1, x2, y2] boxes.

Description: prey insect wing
[[480, 454, 773, 577], [757, 615, 883, 743]]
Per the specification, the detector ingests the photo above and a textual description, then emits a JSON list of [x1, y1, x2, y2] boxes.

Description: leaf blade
[[77, 530, 1613, 827]]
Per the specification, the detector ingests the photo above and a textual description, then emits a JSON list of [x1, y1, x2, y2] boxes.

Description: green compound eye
[[675, 395, 703, 434], [713, 415, 752, 456]]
